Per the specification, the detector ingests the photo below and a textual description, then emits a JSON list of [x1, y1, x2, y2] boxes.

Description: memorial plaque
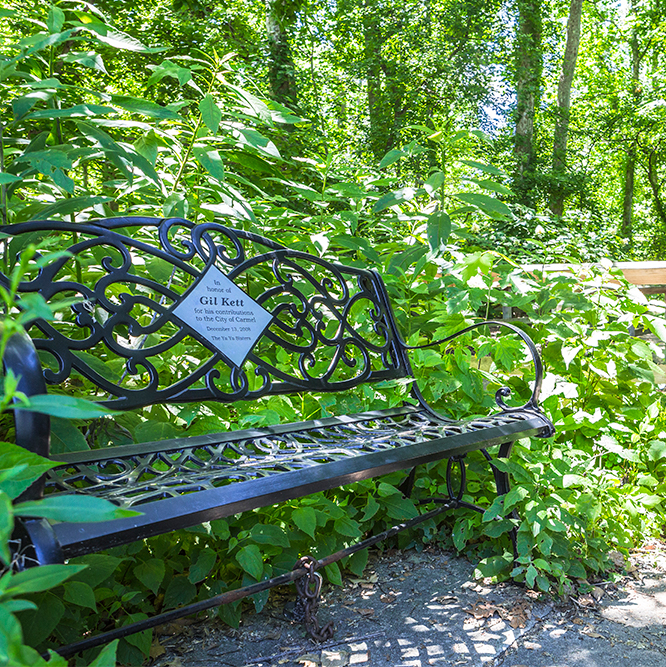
[[172, 265, 273, 367]]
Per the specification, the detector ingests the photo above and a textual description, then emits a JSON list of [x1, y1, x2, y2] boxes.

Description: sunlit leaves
[[199, 94, 222, 134]]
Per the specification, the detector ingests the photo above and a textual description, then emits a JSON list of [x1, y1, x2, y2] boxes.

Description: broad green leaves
[[199, 94, 222, 134], [19, 395, 120, 419], [14, 496, 140, 522], [454, 192, 512, 220], [0, 442, 56, 500]]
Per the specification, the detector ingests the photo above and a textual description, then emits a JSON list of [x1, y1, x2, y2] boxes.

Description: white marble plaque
[[171, 265, 273, 367]]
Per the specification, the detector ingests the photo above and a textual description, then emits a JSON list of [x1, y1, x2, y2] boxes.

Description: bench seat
[[44, 405, 551, 558]]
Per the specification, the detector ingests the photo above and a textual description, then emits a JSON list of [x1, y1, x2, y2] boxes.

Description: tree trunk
[[646, 148, 666, 227], [549, 0, 584, 216], [622, 146, 636, 239], [622, 12, 641, 242], [265, 0, 299, 107], [362, 6, 385, 160], [513, 0, 542, 205]]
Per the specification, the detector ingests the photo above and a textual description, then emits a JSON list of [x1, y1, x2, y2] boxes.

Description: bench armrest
[[402, 319, 550, 425]]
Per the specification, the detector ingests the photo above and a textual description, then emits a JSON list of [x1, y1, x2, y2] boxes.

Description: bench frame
[[3, 217, 554, 654]]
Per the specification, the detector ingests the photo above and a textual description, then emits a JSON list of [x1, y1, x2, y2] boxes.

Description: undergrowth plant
[[0, 245, 136, 667]]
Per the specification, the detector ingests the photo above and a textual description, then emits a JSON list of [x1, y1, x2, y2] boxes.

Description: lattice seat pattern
[[46, 406, 538, 509]]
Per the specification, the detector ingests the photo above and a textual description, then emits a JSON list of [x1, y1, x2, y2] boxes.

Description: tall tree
[[513, 0, 543, 204], [621, 1, 642, 241], [549, 0, 584, 216], [266, 0, 300, 106]]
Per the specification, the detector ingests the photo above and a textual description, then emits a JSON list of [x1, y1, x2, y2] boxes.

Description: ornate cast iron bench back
[[3, 217, 554, 652]]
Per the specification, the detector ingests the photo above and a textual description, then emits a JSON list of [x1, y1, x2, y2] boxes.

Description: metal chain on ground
[[293, 556, 335, 642]]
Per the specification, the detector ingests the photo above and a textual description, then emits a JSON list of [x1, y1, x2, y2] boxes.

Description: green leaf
[[380, 493, 418, 520], [88, 640, 119, 667], [482, 518, 514, 538], [0, 441, 56, 499], [236, 545, 263, 581], [331, 235, 381, 264], [459, 159, 504, 176], [482, 495, 505, 521], [4, 564, 86, 597], [562, 474, 588, 488], [493, 336, 525, 371], [427, 210, 451, 251], [23, 394, 119, 418], [68, 554, 122, 588], [194, 147, 225, 183], [134, 130, 159, 165], [0, 173, 21, 185], [112, 95, 183, 121], [502, 486, 529, 512], [47, 6, 65, 33], [163, 575, 197, 609], [14, 495, 141, 522], [2, 599, 37, 613], [463, 177, 514, 196], [648, 440, 666, 461], [454, 192, 512, 220], [25, 104, 115, 120], [60, 50, 107, 73], [121, 613, 152, 654], [372, 186, 416, 213], [147, 60, 192, 86], [189, 548, 217, 584], [64, 580, 97, 610], [30, 195, 113, 219], [379, 148, 407, 169], [0, 491, 12, 565], [346, 549, 369, 578], [474, 553, 512, 578], [134, 420, 181, 443], [250, 524, 290, 547], [360, 495, 380, 522], [73, 350, 121, 384], [292, 506, 317, 538], [525, 563, 537, 587], [377, 482, 399, 497], [452, 517, 470, 551], [324, 561, 342, 586], [16, 591, 64, 646], [50, 417, 89, 454], [16, 291, 53, 322], [78, 22, 165, 52], [460, 250, 495, 281], [198, 94, 222, 134], [424, 171, 446, 193], [134, 559, 165, 594], [237, 128, 280, 158], [567, 560, 587, 578], [334, 516, 362, 538]]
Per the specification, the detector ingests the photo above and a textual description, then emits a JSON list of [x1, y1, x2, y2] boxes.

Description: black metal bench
[[5, 217, 554, 654]]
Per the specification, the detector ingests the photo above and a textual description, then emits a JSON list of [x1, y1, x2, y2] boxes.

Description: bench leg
[[11, 518, 64, 568], [398, 466, 417, 497]]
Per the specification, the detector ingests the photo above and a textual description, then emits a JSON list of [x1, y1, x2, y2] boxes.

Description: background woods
[[2, 1, 666, 665]]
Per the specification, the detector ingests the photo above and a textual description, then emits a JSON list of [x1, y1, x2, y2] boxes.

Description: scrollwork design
[[2, 217, 409, 408]]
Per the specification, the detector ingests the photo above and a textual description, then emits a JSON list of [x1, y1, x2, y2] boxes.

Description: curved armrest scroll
[[402, 319, 546, 416]]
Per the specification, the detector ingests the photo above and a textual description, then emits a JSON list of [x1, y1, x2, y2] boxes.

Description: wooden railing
[[501, 261, 666, 321], [521, 261, 666, 295]]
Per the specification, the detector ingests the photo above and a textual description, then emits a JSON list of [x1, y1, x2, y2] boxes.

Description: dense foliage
[[1, 1, 666, 666]]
